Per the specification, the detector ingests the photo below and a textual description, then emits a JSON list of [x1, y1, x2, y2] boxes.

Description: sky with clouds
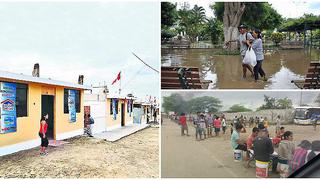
[[0, 2, 159, 99], [162, 91, 320, 111], [178, 0, 320, 19]]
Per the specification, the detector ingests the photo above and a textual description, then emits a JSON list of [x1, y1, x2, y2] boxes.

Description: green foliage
[[280, 14, 320, 31], [257, 95, 293, 110], [161, 2, 178, 27], [162, 93, 188, 114], [271, 32, 284, 45], [211, 2, 283, 31], [227, 104, 252, 113], [276, 98, 293, 109], [206, 18, 224, 44], [162, 94, 222, 114], [187, 96, 222, 113], [177, 4, 208, 42]]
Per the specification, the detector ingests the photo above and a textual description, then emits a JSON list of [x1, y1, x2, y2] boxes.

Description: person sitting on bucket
[[253, 127, 274, 178], [277, 131, 295, 178], [245, 127, 259, 165], [231, 123, 247, 152], [290, 140, 311, 173]]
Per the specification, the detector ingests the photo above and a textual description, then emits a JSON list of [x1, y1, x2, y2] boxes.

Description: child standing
[[39, 116, 49, 156], [221, 116, 227, 134]]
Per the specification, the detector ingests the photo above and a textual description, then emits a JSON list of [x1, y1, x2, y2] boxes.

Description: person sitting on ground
[[277, 131, 295, 178], [306, 140, 320, 162], [253, 128, 274, 177], [231, 123, 247, 151], [290, 140, 312, 173], [179, 113, 189, 136], [214, 117, 222, 137]]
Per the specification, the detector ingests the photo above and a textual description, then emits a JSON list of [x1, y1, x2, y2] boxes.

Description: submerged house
[[0, 70, 90, 156]]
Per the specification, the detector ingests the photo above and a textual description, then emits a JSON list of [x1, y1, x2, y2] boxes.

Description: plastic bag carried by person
[[243, 47, 257, 67]]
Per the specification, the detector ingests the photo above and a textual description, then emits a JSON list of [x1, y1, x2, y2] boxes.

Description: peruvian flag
[[112, 71, 121, 85]]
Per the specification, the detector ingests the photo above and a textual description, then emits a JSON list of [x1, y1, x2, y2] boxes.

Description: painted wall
[[0, 80, 84, 148], [0, 83, 41, 147], [106, 98, 133, 130]]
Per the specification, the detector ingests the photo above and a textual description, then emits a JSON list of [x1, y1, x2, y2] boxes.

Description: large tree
[[211, 2, 283, 50], [187, 96, 222, 113], [162, 93, 188, 114], [227, 104, 252, 113], [177, 4, 207, 42], [161, 2, 178, 40]]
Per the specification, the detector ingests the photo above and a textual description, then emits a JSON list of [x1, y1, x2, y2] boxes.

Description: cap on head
[[238, 24, 247, 29]]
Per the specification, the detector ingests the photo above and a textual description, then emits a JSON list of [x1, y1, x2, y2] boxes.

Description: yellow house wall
[[0, 79, 84, 147], [54, 87, 84, 136], [106, 98, 133, 127], [0, 83, 41, 147], [106, 98, 120, 127]]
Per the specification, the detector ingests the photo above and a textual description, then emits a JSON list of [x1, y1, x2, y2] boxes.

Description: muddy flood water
[[161, 48, 320, 89]]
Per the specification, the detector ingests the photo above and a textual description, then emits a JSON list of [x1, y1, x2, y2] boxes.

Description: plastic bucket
[[234, 150, 242, 161], [256, 160, 268, 178]]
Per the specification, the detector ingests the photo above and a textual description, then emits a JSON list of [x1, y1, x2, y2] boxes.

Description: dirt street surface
[[0, 127, 159, 178], [161, 118, 320, 178]]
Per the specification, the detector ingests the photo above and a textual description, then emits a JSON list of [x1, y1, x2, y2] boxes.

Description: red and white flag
[[112, 71, 121, 85]]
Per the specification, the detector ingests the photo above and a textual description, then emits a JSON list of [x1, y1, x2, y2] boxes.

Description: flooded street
[[161, 48, 320, 89]]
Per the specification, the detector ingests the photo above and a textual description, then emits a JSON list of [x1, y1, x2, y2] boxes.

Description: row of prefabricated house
[[0, 70, 156, 156]]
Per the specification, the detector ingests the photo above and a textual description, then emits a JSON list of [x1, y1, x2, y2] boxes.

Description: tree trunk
[[223, 2, 245, 51]]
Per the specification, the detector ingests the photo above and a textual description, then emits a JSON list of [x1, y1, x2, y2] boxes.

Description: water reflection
[[161, 48, 320, 89]]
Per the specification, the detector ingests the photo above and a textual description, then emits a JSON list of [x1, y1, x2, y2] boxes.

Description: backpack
[[89, 117, 94, 124]]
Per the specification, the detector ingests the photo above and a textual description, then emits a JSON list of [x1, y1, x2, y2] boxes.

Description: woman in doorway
[[249, 29, 267, 82], [39, 115, 49, 156]]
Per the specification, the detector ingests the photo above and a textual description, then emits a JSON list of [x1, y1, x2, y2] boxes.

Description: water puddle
[[161, 48, 320, 89]]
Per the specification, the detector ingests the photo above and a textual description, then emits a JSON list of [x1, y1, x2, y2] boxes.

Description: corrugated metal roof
[[0, 70, 91, 90]]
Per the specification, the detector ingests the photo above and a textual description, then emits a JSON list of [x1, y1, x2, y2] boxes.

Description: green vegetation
[[257, 95, 293, 110], [226, 104, 252, 113], [279, 14, 320, 32], [162, 93, 222, 114], [271, 32, 285, 46]]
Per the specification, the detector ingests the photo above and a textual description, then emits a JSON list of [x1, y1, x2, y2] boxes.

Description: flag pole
[[119, 71, 121, 95]]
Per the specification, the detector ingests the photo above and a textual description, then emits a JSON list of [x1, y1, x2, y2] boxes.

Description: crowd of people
[[172, 112, 319, 178], [230, 118, 320, 178], [178, 112, 227, 140]]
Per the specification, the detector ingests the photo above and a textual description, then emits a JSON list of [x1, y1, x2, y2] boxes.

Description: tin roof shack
[[0, 70, 90, 156], [106, 96, 134, 131]]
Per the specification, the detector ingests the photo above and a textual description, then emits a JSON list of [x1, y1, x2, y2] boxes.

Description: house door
[[41, 95, 54, 139], [121, 103, 125, 126]]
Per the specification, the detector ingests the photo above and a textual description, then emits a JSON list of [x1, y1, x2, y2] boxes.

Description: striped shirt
[[290, 148, 308, 172]]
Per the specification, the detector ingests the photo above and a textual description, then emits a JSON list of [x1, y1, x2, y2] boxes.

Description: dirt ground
[[0, 127, 159, 178], [161, 118, 320, 178]]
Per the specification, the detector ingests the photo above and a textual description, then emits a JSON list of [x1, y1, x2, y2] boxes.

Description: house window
[[64, 89, 80, 113], [16, 83, 28, 117]]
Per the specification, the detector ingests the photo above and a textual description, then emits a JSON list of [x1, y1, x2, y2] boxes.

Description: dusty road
[[0, 127, 159, 178], [161, 118, 320, 178]]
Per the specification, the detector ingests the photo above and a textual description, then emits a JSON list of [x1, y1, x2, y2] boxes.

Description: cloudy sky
[[177, 0, 320, 19], [162, 91, 320, 111], [0, 2, 159, 99]]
